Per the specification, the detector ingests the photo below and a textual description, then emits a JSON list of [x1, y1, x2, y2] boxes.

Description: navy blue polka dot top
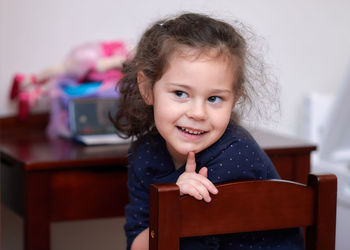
[[124, 123, 304, 250]]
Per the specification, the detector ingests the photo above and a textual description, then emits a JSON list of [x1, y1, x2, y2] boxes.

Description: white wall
[[1, 0, 350, 137]]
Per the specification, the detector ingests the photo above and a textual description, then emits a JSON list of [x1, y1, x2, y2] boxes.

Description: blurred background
[[1, 0, 350, 137], [1, 0, 350, 249]]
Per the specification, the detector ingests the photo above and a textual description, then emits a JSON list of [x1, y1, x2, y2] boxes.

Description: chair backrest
[[149, 173, 337, 250]]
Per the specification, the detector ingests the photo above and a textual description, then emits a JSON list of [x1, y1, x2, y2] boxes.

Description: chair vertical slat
[[306, 174, 337, 250], [149, 183, 180, 250]]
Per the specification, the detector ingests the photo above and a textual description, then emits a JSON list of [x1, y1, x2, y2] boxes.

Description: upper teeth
[[181, 127, 205, 135]]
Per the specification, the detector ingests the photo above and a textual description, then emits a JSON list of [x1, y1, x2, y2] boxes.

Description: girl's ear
[[137, 71, 154, 105], [233, 86, 244, 107]]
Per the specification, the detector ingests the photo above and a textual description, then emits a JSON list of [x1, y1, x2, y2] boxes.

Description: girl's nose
[[186, 100, 207, 120]]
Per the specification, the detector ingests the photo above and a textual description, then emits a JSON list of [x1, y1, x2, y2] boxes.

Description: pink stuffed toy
[[9, 40, 130, 119]]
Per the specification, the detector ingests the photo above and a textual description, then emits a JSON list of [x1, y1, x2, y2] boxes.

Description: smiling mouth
[[177, 126, 207, 135]]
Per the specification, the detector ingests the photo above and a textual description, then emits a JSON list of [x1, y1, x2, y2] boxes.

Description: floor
[[335, 201, 350, 250], [1, 205, 127, 250]]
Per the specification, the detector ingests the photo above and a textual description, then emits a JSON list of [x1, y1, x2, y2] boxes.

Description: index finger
[[185, 152, 196, 173]]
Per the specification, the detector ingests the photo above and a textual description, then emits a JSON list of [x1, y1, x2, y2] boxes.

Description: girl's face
[[140, 51, 237, 167]]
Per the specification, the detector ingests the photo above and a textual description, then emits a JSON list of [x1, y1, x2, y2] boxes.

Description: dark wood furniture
[[0, 113, 316, 250], [149, 174, 337, 250]]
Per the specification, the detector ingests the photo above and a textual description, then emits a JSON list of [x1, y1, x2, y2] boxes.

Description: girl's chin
[[178, 146, 203, 155], [168, 142, 206, 159]]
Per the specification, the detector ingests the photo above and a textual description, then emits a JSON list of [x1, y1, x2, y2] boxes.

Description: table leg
[[25, 171, 51, 250], [294, 153, 311, 184]]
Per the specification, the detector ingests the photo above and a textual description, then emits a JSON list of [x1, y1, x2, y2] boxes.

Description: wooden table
[[0, 114, 316, 250]]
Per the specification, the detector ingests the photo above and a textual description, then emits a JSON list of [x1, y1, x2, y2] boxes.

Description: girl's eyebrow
[[168, 82, 233, 95], [211, 89, 233, 95], [167, 82, 191, 90]]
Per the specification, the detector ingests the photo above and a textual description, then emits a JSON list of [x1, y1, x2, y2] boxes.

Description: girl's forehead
[[166, 45, 238, 68], [159, 49, 237, 90], [165, 47, 238, 73]]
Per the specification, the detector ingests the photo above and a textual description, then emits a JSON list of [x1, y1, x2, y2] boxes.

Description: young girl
[[113, 12, 304, 250]]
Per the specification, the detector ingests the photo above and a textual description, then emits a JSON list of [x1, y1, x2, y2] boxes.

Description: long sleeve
[[124, 136, 183, 250], [124, 163, 150, 250]]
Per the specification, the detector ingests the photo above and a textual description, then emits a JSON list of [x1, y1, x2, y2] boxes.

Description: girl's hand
[[176, 152, 218, 202]]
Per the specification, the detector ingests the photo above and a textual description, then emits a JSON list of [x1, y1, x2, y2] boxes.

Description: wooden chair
[[149, 173, 337, 250]]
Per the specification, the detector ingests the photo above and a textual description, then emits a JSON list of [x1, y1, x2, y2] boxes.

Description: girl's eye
[[174, 91, 188, 99], [208, 96, 222, 103]]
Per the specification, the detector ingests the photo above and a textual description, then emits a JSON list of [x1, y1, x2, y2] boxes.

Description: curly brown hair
[[112, 12, 278, 139]]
